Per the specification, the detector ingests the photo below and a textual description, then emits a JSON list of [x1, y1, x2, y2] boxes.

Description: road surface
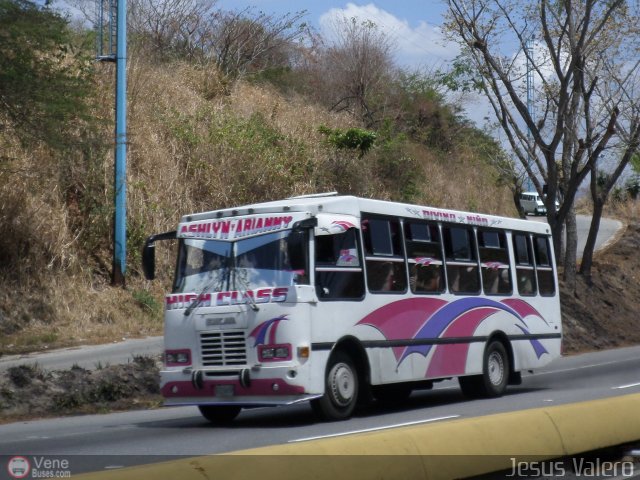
[[1, 345, 639, 475]]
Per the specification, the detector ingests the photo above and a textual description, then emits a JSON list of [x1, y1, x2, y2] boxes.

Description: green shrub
[[318, 125, 377, 156]]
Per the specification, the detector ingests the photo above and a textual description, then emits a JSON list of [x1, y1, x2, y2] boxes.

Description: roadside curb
[[77, 393, 640, 480]]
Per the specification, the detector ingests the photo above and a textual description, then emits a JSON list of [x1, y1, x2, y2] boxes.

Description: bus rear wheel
[[459, 340, 509, 398], [198, 405, 241, 424], [311, 351, 358, 421]]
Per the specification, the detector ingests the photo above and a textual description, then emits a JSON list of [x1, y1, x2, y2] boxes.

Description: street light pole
[[112, 0, 127, 286], [526, 37, 535, 193]]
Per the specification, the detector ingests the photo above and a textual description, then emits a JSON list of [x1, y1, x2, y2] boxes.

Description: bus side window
[[534, 236, 555, 295], [478, 230, 512, 295], [315, 228, 365, 300], [404, 221, 444, 294], [362, 216, 407, 293], [443, 226, 480, 294], [513, 233, 537, 296]]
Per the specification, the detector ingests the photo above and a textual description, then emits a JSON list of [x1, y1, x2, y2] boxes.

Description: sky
[[216, 1, 459, 69], [213, 1, 493, 125]]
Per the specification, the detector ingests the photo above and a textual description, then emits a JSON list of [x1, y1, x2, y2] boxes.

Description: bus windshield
[[173, 230, 309, 293]]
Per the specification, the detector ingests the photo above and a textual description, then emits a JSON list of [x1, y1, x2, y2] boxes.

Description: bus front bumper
[[160, 367, 319, 407]]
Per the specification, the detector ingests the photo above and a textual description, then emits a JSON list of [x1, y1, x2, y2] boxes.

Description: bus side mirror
[[142, 238, 156, 280], [142, 231, 177, 281]]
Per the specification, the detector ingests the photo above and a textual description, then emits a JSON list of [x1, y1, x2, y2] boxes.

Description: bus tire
[[198, 405, 241, 424], [459, 340, 510, 398], [311, 351, 358, 421]]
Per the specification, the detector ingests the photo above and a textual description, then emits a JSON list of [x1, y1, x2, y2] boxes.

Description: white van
[[519, 192, 547, 215]]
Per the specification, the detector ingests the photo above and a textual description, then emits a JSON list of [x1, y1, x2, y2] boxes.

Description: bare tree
[[581, 104, 640, 279], [444, 0, 640, 288], [201, 8, 308, 79], [316, 16, 396, 127], [127, 0, 216, 59], [64, 0, 216, 60]]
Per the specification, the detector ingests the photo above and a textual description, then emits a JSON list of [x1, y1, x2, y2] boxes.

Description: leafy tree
[[0, 0, 94, 150], [391, 68, 468, 152], [625, 175, 640, 200]]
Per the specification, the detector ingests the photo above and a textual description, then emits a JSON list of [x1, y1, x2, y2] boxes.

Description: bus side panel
[[310, 298, 420, 388], [352, 295, 561, 383]]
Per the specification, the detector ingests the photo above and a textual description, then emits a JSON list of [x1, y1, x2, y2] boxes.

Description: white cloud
[[319, 3, 459, 69]]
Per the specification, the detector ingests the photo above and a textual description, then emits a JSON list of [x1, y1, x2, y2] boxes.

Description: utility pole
[[97, 0, 128, 286], [112, 0, 128, 286]]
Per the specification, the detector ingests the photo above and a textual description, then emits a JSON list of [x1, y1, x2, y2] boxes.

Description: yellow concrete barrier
[[77, 393, 640, 480]]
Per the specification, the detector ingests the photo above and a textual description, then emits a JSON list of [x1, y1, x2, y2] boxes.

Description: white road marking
[[289, 415, 460, 443], [530, 357, 640, 377], [612, 382, 640, 390]]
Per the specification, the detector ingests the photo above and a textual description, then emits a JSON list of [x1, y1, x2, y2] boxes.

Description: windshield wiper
[[234, 269, 260, 312], [184, 268, 226, 317]]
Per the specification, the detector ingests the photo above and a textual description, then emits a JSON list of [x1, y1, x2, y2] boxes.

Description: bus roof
[[180, 193, 551, 235]]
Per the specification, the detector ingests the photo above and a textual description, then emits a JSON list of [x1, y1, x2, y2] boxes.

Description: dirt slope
[[561, 222, 640, 354]]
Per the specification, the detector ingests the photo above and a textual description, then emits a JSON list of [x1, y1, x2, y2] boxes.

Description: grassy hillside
[[0, 57, 516, 354]]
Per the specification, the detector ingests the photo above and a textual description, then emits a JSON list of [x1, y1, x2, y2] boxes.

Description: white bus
[[142, 194, 562, 423]]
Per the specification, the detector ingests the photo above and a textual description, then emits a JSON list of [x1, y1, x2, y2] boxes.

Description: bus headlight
[[275, 346, 289, 358], [165, 349, 191, 366], [259, 344, 291, 362]]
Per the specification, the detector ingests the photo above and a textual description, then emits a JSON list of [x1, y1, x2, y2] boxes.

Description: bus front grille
[[200, 331, 247, 367]]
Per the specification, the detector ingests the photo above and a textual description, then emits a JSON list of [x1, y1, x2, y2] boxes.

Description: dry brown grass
[[402, 139, 516, 216], [603, 198, 640, 222], [0, 57, 517, 354]]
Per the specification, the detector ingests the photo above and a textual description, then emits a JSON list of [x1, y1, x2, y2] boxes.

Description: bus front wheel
[[311, 351, 358, 421], [459, 340, 509, 398]]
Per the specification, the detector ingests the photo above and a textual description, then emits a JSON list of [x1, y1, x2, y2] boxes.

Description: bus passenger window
[[405, 221, 444, 294], [478, 230, 512, 295], [443, 226, 479, 294], [362, 216, 407, 294], [534, 236, 555, 296], [315, 229, 364, 300], [513, 233, 536, 296], [367, 261, 398, 291]]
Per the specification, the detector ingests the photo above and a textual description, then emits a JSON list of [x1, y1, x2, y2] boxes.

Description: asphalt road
[[1, 345, 639, 475], [0, 336, 163, 372], [526, 214, 623, 259]]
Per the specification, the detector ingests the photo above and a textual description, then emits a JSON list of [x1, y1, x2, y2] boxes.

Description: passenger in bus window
[[369, 261, 395, 291], [484, 267, 500, 294], [413, 264, 441, 293], [518, 271, 535, 295], [449, 265, 479, 293]]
